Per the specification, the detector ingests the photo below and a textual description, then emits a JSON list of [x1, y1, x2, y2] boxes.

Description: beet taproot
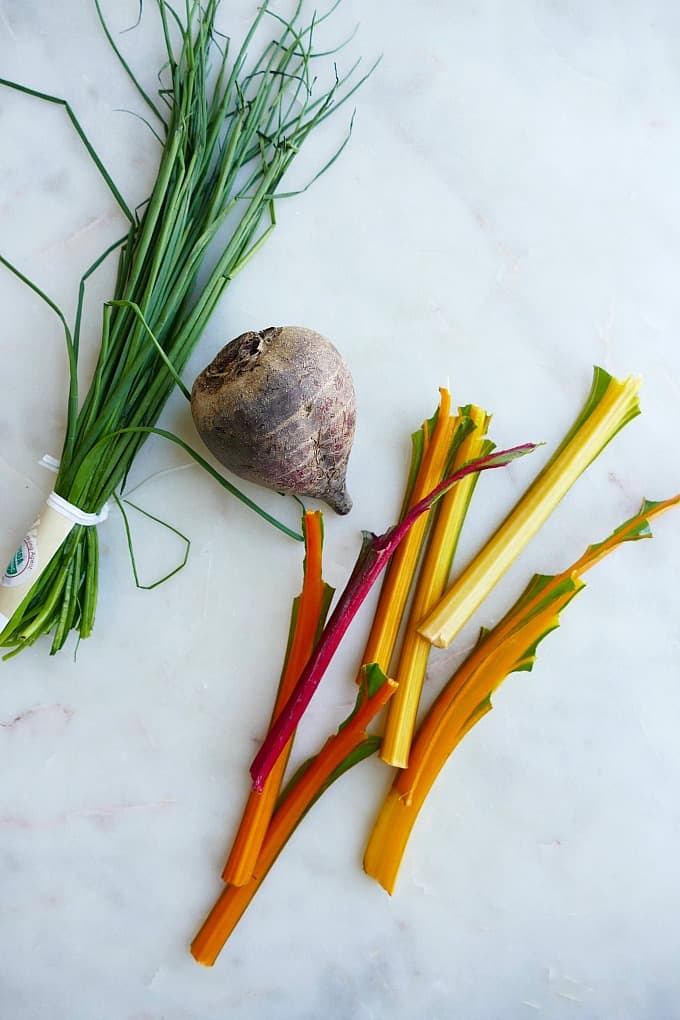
[[191, 326, 356, 514]]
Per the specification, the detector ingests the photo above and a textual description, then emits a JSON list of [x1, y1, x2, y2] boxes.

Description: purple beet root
[[190, 326, 356, 514]]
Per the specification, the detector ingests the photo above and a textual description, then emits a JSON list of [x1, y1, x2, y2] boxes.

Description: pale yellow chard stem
[[419, 367, 641, 648], [381, 405, 492, 767], [365, 494, 679, 895]]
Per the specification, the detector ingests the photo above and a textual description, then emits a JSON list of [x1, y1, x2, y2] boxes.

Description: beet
[[191, 326, 356, 514]]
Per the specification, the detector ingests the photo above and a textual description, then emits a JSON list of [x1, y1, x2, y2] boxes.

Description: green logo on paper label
[[5, 543, 27, 577], [2, 526, 38, 588]]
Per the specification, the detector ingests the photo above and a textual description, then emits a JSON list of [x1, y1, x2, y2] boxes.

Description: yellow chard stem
[[419, 368, 641, 648], [381, 405, 492, 767], [365, 692, 492, 895]]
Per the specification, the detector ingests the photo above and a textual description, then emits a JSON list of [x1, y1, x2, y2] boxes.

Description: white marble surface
[[1, 2, 680, 1017]]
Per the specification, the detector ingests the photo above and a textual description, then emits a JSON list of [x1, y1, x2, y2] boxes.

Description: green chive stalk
[[0, 0, 372, 657]]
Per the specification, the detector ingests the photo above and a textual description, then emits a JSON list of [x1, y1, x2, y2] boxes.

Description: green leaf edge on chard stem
[[461, 494, 680, 729], [275, 662, 390, 823], [550, 365, 641, 468]]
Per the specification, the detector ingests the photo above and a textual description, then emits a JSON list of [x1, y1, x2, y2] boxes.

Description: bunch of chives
[[0, 0, 371, 657]]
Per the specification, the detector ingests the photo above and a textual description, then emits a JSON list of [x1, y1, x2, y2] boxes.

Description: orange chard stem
[[360, 387, 457, 676], [223, 511, 331, 886], [192, 672, 398, 966], [398, 622, 561, 800]]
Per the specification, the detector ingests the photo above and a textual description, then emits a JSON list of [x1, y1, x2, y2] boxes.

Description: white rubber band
[[46, 491, 110, 527], [39, 454, 60, 473]]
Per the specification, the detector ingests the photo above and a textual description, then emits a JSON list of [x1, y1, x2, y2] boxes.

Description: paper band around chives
[[46, 491, 110, 527]]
